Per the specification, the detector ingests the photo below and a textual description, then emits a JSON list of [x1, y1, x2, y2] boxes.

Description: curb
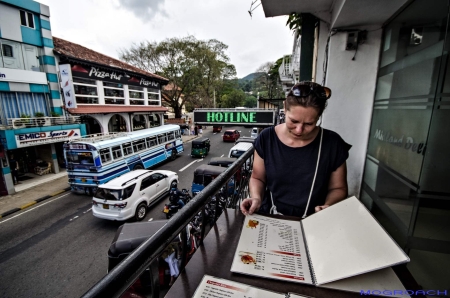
[[0, 187, 71, 219]]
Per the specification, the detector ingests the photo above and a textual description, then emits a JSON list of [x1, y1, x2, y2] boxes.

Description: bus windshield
[[66, 151, 94, 165]]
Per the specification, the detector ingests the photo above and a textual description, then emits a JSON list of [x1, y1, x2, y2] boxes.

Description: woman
[[240, 81, 351, 218]]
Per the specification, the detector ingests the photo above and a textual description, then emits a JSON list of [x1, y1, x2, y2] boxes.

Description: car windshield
[[224, 132, 233, 135], [230, 150, 244, 158], [95, 188, 122, 201]]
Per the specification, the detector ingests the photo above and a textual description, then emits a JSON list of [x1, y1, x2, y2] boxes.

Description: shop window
[[148, 88, 160, 105], [104, 82, 125, 105], [112, 146, 123, 159], [20, 10, 35, 29], [129, 86, 145, 105], [100, 148, 112, 164], [73, 77, 98, 104], [132, 139, 146, 152]]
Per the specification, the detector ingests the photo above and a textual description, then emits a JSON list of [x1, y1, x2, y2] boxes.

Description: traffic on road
[[0, 126, 255, 298]]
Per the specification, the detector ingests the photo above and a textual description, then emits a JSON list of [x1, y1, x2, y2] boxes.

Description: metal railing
[[7, 116, 81, 129], [82, 147, 254, 298]]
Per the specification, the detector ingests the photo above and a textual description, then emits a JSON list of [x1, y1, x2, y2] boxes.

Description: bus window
[[100, 148, 112, 163], [167, 132, 174, 141], [122, 142, 133, 156], [175, 130, 181, 139], [132, 139, 146, 152], [158, 134, 167, 144], [146, 136, 157, 148], [112, 146, 122, 159]]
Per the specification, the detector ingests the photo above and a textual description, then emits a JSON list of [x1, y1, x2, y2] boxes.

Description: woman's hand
[[240, 197, 262, 215], [314, 205, 330, 213]]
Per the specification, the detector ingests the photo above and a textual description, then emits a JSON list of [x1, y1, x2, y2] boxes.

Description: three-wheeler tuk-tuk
[[191, 164, 234, 196], [190, 137, 211, 157], [207, 157, 242, 182]]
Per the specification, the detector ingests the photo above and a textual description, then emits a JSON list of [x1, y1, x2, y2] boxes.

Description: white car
[[250, 127, 259, 139], [92, 169, 178, 221]]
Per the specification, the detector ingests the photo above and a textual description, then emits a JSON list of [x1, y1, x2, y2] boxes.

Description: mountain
[[239, 72, 265, 82]]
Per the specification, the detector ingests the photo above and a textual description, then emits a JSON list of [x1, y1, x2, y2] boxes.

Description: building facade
[[261, 0, 450, 293], [52, 37, 169, 137], [0, 0, 85, 196]]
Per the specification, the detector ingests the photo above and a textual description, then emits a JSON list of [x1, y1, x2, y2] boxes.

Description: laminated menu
[[192, 275, 312, 298], [230, 196, 410, 287]]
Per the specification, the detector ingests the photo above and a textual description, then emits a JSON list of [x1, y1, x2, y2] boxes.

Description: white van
[[228, 142, 254, 166]]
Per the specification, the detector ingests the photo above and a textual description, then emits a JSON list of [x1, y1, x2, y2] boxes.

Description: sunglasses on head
[[290, 83, 331, 100]]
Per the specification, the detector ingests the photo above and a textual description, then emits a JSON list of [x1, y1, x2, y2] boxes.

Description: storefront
[[53, 37, 169, 135]]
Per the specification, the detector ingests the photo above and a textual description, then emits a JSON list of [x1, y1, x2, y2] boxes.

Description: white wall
[[321, 26, 382, 197], [0, 3, 23, 42]]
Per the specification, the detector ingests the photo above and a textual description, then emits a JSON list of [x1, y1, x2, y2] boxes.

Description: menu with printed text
[[230, 197, 410, 287], [230, 214, 312, 284]]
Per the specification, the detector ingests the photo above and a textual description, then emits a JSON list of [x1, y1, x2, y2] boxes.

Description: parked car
[[92, 169, 178, 221], [223, 129, 240, 142]]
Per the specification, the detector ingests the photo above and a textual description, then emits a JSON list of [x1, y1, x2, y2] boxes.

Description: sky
[[36, 0, 293, 79]]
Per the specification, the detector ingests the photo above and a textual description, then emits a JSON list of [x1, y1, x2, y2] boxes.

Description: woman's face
[[285, 105, 320, 140]]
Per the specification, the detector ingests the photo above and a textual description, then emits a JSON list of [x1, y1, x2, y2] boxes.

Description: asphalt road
[[0, 126, 254, 298]]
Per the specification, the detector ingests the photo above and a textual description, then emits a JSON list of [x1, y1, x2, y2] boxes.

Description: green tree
[[253, 61, 284, 100], [221, 89, 246, 108], [119, 36, 236, 117], [244, 95, 258, 108]]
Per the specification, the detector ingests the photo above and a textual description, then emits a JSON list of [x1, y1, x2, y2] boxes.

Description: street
[[0, 126, 252, 298]]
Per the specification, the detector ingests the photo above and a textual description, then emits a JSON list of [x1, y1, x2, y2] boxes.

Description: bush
[[34, 112, 45, 117], [51, 111, 60, 117]]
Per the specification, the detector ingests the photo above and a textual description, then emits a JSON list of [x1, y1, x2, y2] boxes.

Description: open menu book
[[230, 196, 410, 287], [192, 275, 312, 298]]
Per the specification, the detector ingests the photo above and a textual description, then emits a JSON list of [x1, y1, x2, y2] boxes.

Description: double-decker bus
[[63, 125, 183, 195]]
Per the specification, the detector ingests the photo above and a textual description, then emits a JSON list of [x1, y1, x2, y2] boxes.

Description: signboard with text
[[193, 109, 276, 126], [15, 129, 81, 148], [70, 64, 160, 89]]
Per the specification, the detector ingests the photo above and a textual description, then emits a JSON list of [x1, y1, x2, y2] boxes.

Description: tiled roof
[[53, 37, 168, 83], [67, 105, 168, 114]]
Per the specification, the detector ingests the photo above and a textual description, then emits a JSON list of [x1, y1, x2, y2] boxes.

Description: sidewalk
[[0, 133, 199, 219]]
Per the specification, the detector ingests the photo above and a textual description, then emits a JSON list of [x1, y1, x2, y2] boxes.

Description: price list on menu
[[192, 275, 286, 298], [231, 215, 312, 284]]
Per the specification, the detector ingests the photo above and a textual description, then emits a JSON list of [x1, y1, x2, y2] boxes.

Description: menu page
[[192, 275, 286, 298], [230, 214, 312, 284]]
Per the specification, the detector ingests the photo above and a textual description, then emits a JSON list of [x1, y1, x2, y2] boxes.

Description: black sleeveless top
[[254, 126, 351, 217]]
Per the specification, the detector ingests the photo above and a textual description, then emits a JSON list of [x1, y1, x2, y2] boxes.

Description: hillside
[[239, 72, 265, 81]]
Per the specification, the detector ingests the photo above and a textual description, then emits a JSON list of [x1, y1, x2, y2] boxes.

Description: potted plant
[[13, 114, 30, 128]]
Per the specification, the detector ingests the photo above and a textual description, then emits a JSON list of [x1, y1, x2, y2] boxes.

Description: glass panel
[[104, 88, 124, 97], [27, 12, 34, 28], [76, 97, 98, 104], [122, 142, 133, 156], [73, 77, 96, 85], [132, 139, 146, 152], [2, 45, 13, 57], [112, 146, 122, 159], [129, 91, 144, 99], [20, 10, 27, 26], [129, 85, 144, 91], [148, 93, 159, 100], [74, 84, 98, 96], [105, 98, 124, 105], [413, 199, 450, 241], [100, 148, 112, 163], [148, 100, 160, 106], [130, 99, 145, 105], [104, 82, 123, 88]]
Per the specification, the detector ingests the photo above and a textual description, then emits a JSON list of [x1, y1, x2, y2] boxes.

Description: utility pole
[[213, 89, 216, 108]]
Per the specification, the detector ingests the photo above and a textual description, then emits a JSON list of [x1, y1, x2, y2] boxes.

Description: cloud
[[117, 0, 168, 22]]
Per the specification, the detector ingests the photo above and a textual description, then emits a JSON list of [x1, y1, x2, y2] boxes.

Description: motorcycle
[[163, 189, 191, 219]]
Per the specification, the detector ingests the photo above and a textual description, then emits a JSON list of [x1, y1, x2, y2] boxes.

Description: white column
[[124, 85, 130, 105], [144, 87, 149, 105], [97, 80, 105, 104], [51, 143, 60, 174]]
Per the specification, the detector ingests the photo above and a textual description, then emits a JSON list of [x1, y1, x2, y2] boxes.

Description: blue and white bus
[[63, 125, 183, 195]]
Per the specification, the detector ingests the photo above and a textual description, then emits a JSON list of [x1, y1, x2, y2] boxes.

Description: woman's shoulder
[[322, 128, 352, 149]]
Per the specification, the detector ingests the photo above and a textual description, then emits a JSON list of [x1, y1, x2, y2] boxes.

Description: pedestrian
[[191, 125, 195, 135], [9, 154, 21, 185], [199, 126, 203, 135], [161, 242, 180, 286], [240, 81, 351, 219], [194, 125, 198, 136]]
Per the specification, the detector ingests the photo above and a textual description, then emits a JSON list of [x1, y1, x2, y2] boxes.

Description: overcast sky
[[37, 0, 293, 78]]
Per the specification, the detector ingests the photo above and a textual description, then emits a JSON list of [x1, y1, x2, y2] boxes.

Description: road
[[0, 126, 254, 298]]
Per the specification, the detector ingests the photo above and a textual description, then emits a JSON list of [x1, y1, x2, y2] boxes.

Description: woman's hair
[[285, 81, 330, 116]]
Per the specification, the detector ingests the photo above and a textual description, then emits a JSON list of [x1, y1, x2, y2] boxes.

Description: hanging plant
[[35, 112, 45, 117], [286, 13, 302, 35]]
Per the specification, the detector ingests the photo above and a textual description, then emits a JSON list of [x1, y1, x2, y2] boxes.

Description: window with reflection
[[129, 85, 145, 105], [104, 82, 125, 105], [148, 88, 160, 105], [74, 77, 98, 104]]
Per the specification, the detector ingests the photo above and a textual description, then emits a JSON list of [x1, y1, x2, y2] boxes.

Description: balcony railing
[[6, 116, 81, 129], [82, 147, 254, 298]]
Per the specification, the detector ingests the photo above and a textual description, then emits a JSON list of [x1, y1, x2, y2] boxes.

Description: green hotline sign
[[193, 109, 275, 126]]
